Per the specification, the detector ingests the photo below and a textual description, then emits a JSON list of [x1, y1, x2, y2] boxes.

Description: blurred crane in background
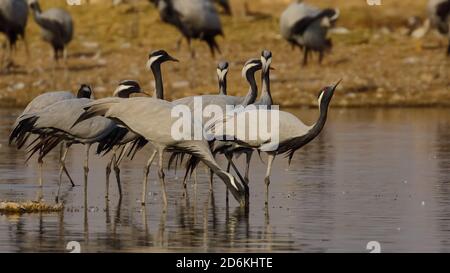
[[151, 0, 223, 57], [280, 0, 339, 66], [0, 0, 28, 69], [428, 0, 450, 55], [29, 0, 73, 62]]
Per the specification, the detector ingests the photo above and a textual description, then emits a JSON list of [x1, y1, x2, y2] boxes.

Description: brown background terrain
[[0, 0, 449, 108]]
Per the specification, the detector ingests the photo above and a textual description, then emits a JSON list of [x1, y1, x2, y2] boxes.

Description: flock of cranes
[[9, 48, 338, 208], [1, 0, 449, 68], [1, 0, 449, 208]]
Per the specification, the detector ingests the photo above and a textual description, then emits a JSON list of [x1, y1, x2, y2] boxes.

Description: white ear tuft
[[146, 54, 163, 70], [318, 91, 325, 105]]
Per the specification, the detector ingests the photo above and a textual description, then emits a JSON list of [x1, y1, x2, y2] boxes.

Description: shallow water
[[0, 107, 449, 253]]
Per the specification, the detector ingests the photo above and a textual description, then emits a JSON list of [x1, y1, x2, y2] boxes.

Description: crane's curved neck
[[218, 77, 227, 95], [200, 151, 245, 205], [241, 72, 257, 106], [259, 67, 273, 107], [305, 98, 330, 142], [151, 64, 164, 100], [31, 5, 43, 21]]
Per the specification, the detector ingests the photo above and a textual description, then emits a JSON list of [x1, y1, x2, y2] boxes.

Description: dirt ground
[[0, 0, 449, 108]]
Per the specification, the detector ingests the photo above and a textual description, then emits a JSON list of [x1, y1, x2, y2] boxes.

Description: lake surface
[[0, 107, 449, 253]]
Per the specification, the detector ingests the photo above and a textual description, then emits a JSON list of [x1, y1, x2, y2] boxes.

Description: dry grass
[[0, 201, 63, 214], [0, 0, 449, 108]]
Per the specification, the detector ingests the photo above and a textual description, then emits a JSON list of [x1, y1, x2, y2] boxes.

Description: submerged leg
[[113, 157, 122, 199], [56, 144, 71, 203], [38, 158, 43, 188], [225, 157, 231, 204], [193, 169, 198, 186], [37, 158, 44, 201], [157, 149, 168, 207], [264, 154, 275, 206], [209, 169, 214, 191], [244, 151, 253, 185], [105, 154, 113, 199], [141, 150, 157, 205], [83, 144, 91, 199]]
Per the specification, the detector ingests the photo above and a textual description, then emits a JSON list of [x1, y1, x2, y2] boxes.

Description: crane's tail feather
[[96, 126, 129, 156], [126, 137, 148, 160], [25, 133, 64, 163], [9, 115, 39, 147]]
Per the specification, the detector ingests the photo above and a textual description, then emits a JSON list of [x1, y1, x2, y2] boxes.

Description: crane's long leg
[[56, 143, 72, 203], [105, 153, 114, 199], [224, 155, 231, 204], [193, 169, 198, 186], [112, 143, 130, 199], [209, 169, 214, 190], [157, 149, 168, 208], [59, 143, 74, 187], [244, 151, 253, 185], [113, 147, 125, 199], [38, 158, 43, 188], [264, 154, 275, 206], [141, 150, 157, 205], [302, 47, 309, 66], [83, 144, 91, 200], [318, 50, 324, 65], [37, 158, 44, 201]]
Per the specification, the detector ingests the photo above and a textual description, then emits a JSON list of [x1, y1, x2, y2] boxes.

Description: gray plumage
[[210, 50, 274, 188], [209, 81, 340, 204], [24, 99, 115, 145], [97, 50, 179, 167], [154, 0, 223, 56], [10, 86, 91, 150], [76, 97, 246, 206], [280, 1, 339, 65], [0, 0, 28, 64], [9, 84, 93, 199], [29, 0, 73, 60], [428, 0, 450, 55]]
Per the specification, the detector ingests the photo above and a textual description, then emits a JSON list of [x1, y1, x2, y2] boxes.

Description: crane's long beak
[[332, 79, 342, 90], [169, 56, 179, 62]]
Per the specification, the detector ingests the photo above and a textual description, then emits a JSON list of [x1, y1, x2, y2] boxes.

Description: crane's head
[[113, 80, 143, 98], [320, 8, 340, 28], [77, 84, 93, 99], [146, 50, 179, 71], [241, 58, 262, 79], [28, 0, 41, 13], [317, 79, 341, 107], [216, 61, 229, 82], [261, 50, 272, 70]]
